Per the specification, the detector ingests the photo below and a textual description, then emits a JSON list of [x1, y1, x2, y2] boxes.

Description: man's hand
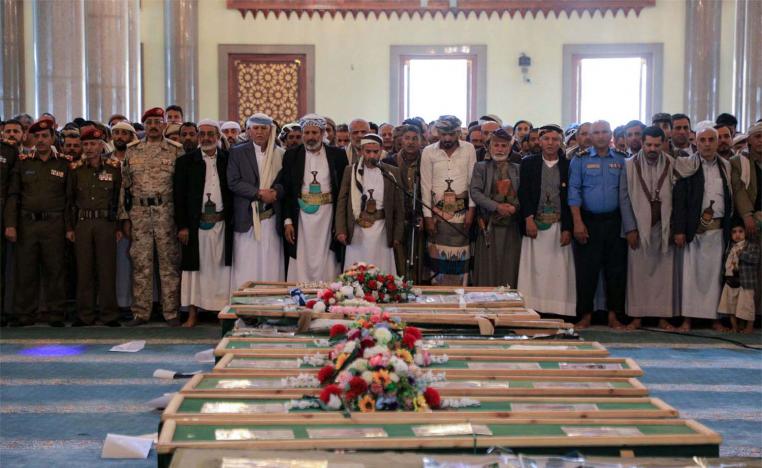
[[573, 221, 589, 244], [424, 217, 437, 236], [560, 230, 572, 246], [495, 203, 514, 217], [673, 234, 686, 248], [336, 233, 347, 245], [122, 220, 132, 239], [178, 228, 189, 245], [258, 189, 277, 204], [4, 227, 16, 242], [525, 217, 538, 239], [284, 224, 296, 244], [393, 240, 401, 248], [626, 230, 640, 250], [743, 214, 758, 238], [464, 208, 475, 231], [66, 230, 75, 243]]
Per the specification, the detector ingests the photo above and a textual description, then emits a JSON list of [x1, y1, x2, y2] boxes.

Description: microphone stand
[[407, 172, 418, 281]]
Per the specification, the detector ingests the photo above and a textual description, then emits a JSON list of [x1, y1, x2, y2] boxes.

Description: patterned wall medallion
[[228, 53, 307, 125]]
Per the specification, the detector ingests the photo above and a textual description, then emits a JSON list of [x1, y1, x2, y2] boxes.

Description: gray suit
[[227, 141, 284, 234]]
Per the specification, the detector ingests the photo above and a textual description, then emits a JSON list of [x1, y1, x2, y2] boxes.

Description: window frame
[[562, 43, 663, 127], [390, 45, 487, 125]]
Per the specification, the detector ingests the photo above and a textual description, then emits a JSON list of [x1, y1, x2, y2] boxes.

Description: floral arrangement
[[315, 311, 447, 412], [306, 263, 415, 313]]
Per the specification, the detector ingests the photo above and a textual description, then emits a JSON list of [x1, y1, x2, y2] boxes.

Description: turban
[[246, 113, 273, 128], [278, 122, 301, 141], [360, 133, 383, 147], [220, 121, 241, 132], [197, 119, 221, 131], [747, 122, 762, 138], [298, 113, 326, 130], [111, 121, 136, 135], [434, 115, 462, 133], [80, 127, 106, 141], [141, 107, 165, 122], [478, 114, 503, 126]]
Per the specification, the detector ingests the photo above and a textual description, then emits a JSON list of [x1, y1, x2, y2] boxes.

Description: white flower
[[373, 328, 392, 345], [313, 302, 326, 312], [340, 285, 355, 298], [355, 286, 365, 298], [414, 352, 424, 366], [327, 394, 342, 410], [328, 298, 336, 305], [389, 372, 399, 383], [361, 370, 374, 383], [349, 358, 368, 371], [363, 345, 388, 358], [390, 357, 409, 376], [343, 340, 357, 355]]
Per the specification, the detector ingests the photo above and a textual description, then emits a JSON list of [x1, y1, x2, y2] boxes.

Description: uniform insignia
[[585, 163, 600, 169], [0, 156, 6, 163], [98, 172, 113, 182], [609, 163, 622, 169], [50, 169, 64, 178], [25, 170, 35, 175], [68, 161, 79, 170]]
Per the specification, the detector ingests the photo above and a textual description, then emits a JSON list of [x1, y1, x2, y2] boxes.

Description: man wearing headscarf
[[346, 119, 371, 165], [174, 119, 234, 327], [221, 121, 242, 147], [228, 113, 286, 287], [335, 134, 404, 274], [421, 115, 476, 285], [278, 123, 302, 150], [280, 114, 348, 281]]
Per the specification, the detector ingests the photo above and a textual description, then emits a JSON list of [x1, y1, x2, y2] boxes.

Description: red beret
[[141, 107, 165, 123], [28, 119, 54, 134], [80, 127, 105, 141]]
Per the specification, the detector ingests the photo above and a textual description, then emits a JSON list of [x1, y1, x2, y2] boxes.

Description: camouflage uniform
[[67, 157, 122, 324], [119, 138, 183, 321]]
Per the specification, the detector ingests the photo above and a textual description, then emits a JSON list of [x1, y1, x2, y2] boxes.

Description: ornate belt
[[259, 208, 274, 220], [697, 218, 722, 233], [200, 211, 224, 224], [300, 192, 332, 206], [356, 209, 385, 228]]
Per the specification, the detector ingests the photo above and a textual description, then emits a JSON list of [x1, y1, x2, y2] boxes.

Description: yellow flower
[[373, 369, 391, 387], [359, 394, 376, 412], [413, 394, 429, 412], [396, 349, 413, 364], [336, 353, 348, 369]]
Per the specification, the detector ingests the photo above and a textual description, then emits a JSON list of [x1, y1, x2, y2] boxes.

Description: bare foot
[[182, 314, 197, 328], [711, 321, 730, 333], [657, 319, 675, 331], [576, 314, 592, 329], [740, 325, 755, 334], [625, 318, 642, 331], [608, 311, 626, 330], [675, 319, 691, 333]]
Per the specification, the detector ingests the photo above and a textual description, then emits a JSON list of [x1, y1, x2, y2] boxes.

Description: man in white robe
[[228, 113, 285, 291], [517, 125, 576, 316], [619, 126, 676, 329], [281, 115, 349, 282], [175, 120, 233, 326], [335, 134, 404, 274]]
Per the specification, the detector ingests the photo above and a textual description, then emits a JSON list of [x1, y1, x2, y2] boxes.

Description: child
[[718, 221, 760, 333]]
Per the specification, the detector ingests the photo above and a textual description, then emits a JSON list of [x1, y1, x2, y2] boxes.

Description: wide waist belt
[[21, 210, 63, 221], [535, 212, 560, 225], [356, 209, 385, 228], [138, 196, 164, 206], [200, 211, 225, 224], [259, 208, 274, 220], [78, 209, 112, 220], [697, 218, 722, 233], [300, 192, 332, 206]]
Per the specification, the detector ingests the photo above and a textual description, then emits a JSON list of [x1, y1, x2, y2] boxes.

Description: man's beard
[[113, 140, 127, 151], [718, 144, 731, 154], [305, 139, 321, 151], [201, 143, 217, 153], [439, 140, 456, 150], [183, 141, 198, 153], [645, 150, 659, 160]]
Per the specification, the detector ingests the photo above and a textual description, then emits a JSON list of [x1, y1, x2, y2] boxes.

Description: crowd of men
[[0, 106, 760, 333]]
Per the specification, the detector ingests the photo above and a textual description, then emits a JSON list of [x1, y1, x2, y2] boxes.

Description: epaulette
[[612, 149, 628, 158], [575, 148, 590, 158], [164, 138, 183, 149], [126, 140, 141, 148]]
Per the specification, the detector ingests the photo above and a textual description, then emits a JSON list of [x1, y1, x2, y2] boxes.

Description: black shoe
[[48, 321, 66, 328], [104, 320, 122, 327], [165, 318, 182, 327], [71, 320, 92, 327], [125, 318, 148, 327]]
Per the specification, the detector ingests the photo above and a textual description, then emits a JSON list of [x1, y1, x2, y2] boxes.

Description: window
[[390, 46, 486, 125], [562, 44, 663, 127]]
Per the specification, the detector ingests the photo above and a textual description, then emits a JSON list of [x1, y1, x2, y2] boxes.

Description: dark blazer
[[672, 159, 733, 244], [173, 148, 233, 271], [335, 162, 405, 247], [227, 140, 285, 234], [517, 154, 573, 236], [277, 144, 348, 261]]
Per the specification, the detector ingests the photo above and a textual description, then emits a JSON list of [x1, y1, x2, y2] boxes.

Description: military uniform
[[67, 152, 122, 325], [4, 148, 71, 325], [119, 137, 183, 322], [1, 141, 19, 323]]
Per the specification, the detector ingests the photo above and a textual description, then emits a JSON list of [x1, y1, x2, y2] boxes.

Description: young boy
[[718, 221, 760, 333]]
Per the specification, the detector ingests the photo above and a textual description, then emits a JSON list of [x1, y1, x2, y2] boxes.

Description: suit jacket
[[672, 158, 733, 244], [335, 162, 405, 247], [173, 148, 233, 271], [470, 159, 521, 221], [277, 144, 348, 261], [517, 154, 573, 235], [227, 140, 285, 234], [730, 152, 759, 218]]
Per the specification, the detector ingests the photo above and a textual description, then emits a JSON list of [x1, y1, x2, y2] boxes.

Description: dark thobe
[[384, 152, 425, 282], [67, 159, 122, 323], [568, 148, 628, 314]]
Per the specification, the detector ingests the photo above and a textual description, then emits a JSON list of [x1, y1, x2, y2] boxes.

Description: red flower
[[321, 289, 334, 301], [387, 282, 397, 292], [404, 326, 422, 340], [368, 279, 378, 290], [360, 337, 375, 349], [358, 273, 365, 282], [349, 376, 368, 394], [378, 293, 385, 301], [376, 274, 384, 281], [402, 333, 417, 350], [317, 365, 335, 384], [423, 387, 441, 409], [386, 274, 394, 281], [329, 324, 348, 338], [364, 294, 376, 303], [394, 294, 401, 301], [319, 384, 342, 403], [306, 299, 317, 309], [347, 329, 361, 340]]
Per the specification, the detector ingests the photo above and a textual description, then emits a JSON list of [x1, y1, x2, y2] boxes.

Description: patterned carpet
[[0, 325, 760, 467]]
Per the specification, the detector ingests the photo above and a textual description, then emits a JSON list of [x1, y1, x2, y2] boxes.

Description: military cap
[[28, 119, 54, 134], [141, 107, 165, 123], [651, 113, 672, 124], [80, 127, 106, 141]]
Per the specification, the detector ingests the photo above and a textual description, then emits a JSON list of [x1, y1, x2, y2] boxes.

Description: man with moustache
[[716, 124, 735, 160], [566, 122, 591, 159], [475, 120, 501, 162], [4, 119, 71, 326], [324, 117, 337, 146], [279, 123, 303, 150], [61, 129, 82, 161], [179, 122, 199, 155], [165, 105, 184, 125], [221, 121, 242, 147], [378, 123, 395, 153], [652, 113, 673, 154], [119, 107, 184, 327], [346, 119, 371, 164], [624, 120, 646, 156], [334, 124, 350, 148], [671, 114, 696, 157]]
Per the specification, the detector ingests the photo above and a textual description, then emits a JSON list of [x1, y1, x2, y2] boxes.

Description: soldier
[[1, 127, 20, 325], [66, 128, 122, 326], [4, 119, 71, 327], [119, 107, 183, 327]]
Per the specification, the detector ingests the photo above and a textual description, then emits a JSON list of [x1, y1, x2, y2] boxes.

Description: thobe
[[343, 167, 397, 274], [287, 147, 340, 282], [180, 152, 231, 310], [420, 141, 476, 285], [517, 156, 576, 316], [231, 143, 285, 289], [620, 153, 675, 318]]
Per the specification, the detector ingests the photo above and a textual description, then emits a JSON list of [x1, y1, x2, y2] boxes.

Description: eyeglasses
[[198, 131, 219, 138]]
